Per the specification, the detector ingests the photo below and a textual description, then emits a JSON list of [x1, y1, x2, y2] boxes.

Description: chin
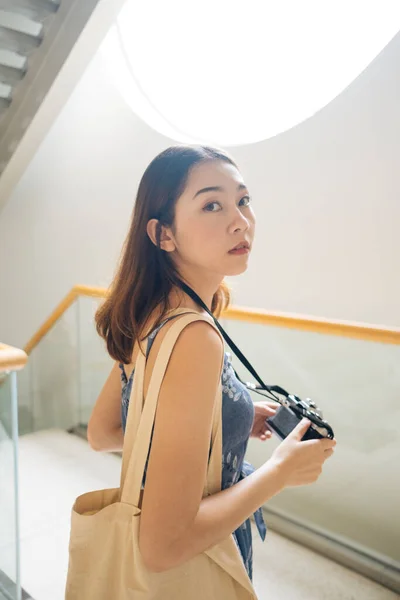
[[224, 263, 249, 276]]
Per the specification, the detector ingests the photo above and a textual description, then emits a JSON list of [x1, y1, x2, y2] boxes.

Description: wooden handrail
[[0, 343, 27, 373], [223, 307, 400, 345], [24, 284, 400, 355]]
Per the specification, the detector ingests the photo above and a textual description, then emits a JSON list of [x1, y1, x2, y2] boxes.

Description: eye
[[239, 195, 251, 206], [203, 201, 222, 212]]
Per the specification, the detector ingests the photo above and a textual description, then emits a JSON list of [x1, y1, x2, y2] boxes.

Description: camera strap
[[177, 281, 289, 404]]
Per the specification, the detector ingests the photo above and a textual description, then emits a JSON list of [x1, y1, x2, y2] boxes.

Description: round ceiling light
[[101, 1, 400, 146]]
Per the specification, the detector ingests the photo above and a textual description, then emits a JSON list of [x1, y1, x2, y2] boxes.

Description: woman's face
[[170, 160, 256, 280]]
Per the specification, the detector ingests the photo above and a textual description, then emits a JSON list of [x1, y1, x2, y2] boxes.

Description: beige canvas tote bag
[[65, 310, 258, 599]]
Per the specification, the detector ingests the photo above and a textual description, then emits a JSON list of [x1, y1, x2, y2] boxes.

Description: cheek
[[248, 209, 256, 228], [176, 214, 221, 247], [247, 214, 256, 241]]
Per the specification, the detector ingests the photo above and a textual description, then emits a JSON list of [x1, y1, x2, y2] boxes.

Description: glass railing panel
[[14, 363, 33, 437], [0, 371, 21, 600], [220, 317, 400, 566], [17, 297, 113, 438], [76, 296, 114, 428], [26, 304, 80, 433]]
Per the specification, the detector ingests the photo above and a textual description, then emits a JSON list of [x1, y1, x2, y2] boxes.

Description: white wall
[[1, 32, 400, 348]]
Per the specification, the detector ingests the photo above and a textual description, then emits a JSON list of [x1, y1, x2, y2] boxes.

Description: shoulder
[[149, 311, 223, 356], [167, 314, 224, 370], [176, 314, 223, 347], [145, 313, 225, 392]]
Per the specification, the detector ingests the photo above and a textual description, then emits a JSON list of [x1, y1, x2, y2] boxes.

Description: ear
[[147, 219, 176, 252]]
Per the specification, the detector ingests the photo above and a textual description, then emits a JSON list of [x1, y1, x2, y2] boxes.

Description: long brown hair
[[96, 145, 236, 364]]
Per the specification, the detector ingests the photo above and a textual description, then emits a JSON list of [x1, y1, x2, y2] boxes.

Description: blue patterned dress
[[120, 316, 267, 581]]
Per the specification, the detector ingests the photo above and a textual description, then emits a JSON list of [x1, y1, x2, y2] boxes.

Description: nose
[[229, 206, 250, 234]]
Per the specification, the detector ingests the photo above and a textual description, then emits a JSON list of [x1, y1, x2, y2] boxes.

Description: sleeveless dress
[[120, 315, 267, 581]]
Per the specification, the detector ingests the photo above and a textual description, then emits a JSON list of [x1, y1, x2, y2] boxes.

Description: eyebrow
[[193, 183, 248, 199]]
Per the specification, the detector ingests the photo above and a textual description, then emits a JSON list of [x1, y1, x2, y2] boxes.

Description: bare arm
[[87, 362, 124, 452]]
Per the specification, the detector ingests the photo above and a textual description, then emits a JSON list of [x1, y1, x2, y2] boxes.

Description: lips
[[229, 241, 250, 252]]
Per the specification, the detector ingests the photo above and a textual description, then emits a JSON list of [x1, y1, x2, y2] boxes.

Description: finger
[[267, 401, 280, 409], [266, 409, 277, 417], [261, 401, 279, 410], [261, 407, 277, 418], [320, 438, 337, 450], [306, 435, 336, 449], [258, 400, 278, 409], [324, 448, 335, 458], [288, 418, 311, 440]]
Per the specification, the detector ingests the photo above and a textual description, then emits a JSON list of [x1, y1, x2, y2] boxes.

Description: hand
[[250, 400, 279, 441], [270, 418, 336, 487]]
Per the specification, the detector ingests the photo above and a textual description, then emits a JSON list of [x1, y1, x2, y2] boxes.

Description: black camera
[[244, 382, 334, 441], [265, 393, 334, 441]]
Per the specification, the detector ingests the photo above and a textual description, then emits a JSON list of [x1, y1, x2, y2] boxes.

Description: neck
[[170, 274, 223, 312]]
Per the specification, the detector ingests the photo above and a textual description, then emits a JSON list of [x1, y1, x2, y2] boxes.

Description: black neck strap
[[177, 281, 289, 400]]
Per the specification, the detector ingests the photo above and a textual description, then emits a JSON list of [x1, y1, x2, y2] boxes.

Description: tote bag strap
[[118, 343, 146, 480], [119, 309, 203, 491], [119, 308, 200, 489], [120, 311, 224, 507]]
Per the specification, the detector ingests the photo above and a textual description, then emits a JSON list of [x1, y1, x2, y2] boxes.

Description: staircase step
[[0, 48, 27, 70], [0, 10, 43, 38], [0, 25, 40, 55], [0, 63, 25, 85], [0, 97, 10, 111], [3, 0, 60, 21], [0, 81, 11, 100]]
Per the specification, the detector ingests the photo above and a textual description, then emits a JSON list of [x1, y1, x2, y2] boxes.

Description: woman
[[87, 145, 335, 584]]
